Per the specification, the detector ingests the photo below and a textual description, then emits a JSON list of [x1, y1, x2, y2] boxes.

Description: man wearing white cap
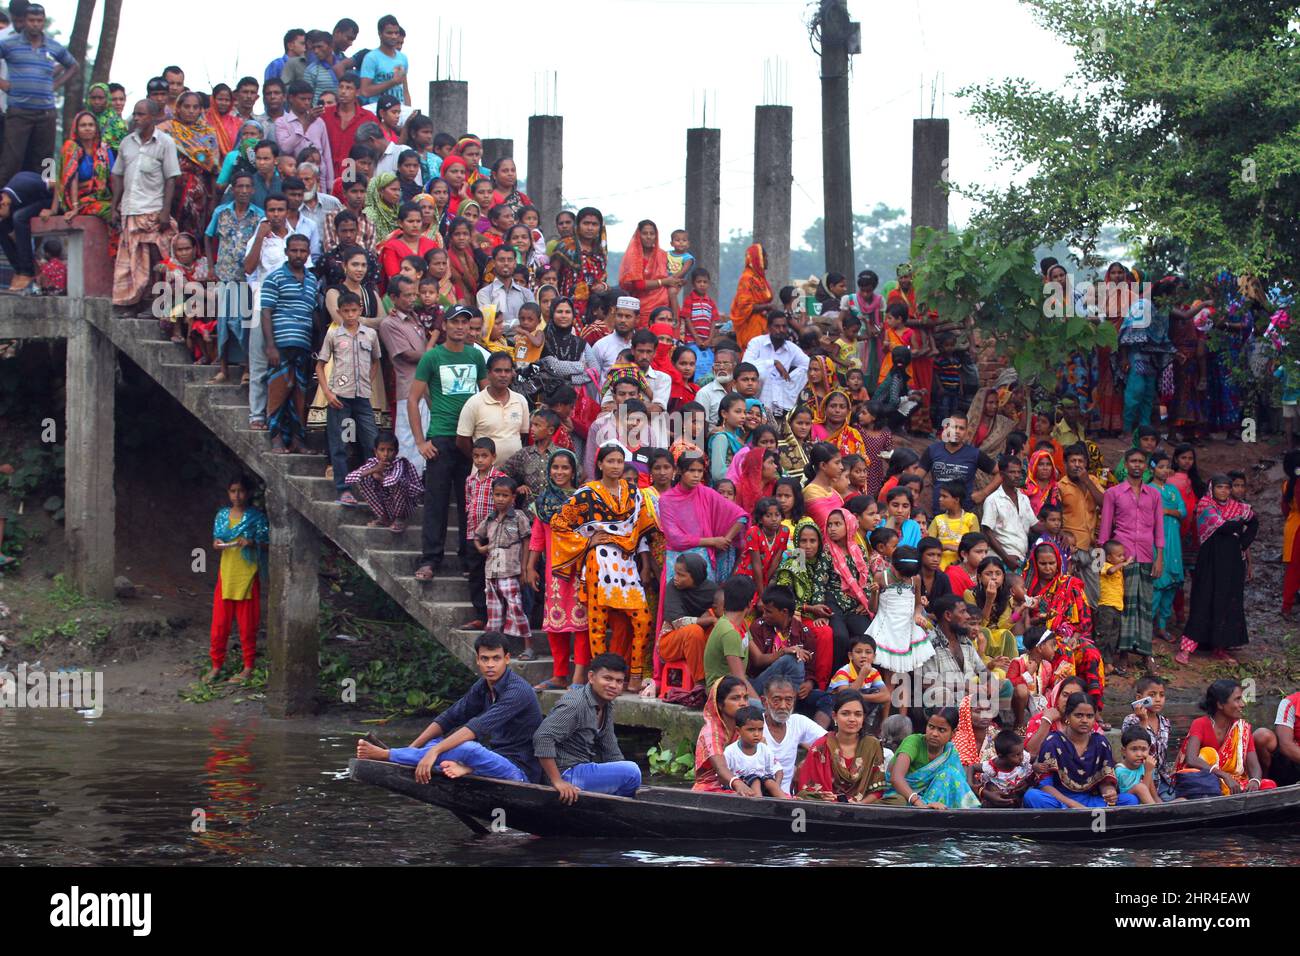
[[591, 295, 639, 384]]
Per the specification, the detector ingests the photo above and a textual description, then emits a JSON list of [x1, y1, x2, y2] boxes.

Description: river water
[[3, 709, 1298, 867]]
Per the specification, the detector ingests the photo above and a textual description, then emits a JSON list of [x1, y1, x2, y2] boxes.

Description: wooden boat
[[349, 758, 1300, 843]]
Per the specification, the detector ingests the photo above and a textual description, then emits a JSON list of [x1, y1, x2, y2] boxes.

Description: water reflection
[[1, 709, 1298, 866]]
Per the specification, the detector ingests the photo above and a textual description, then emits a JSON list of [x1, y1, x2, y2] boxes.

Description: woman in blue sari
[[1023, 691, 1140, 809], [881, 707, 980, 808]]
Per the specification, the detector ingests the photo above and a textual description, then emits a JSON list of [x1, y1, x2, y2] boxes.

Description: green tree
[[958, 0, 1300, 279]]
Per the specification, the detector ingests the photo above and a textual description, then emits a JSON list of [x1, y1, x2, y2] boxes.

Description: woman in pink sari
[[657, 443, 747, 595], [802, 441, 848, 532]]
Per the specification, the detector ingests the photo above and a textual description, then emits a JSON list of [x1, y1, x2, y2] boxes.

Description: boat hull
[[349, 759, 1300, 843]]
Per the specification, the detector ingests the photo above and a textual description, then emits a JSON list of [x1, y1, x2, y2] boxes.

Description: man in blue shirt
[[355, 632, 544, 783], [0, 4, 78, 187], [259, 233, 318, 453], [264, 27, 305, 85], [359, 14, 409, 105], [0, 169, 51, 292]]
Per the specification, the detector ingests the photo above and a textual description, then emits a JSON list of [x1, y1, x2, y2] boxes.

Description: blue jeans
[[386, 737, 527, 782], [1022, 787, 1140, 809], [750, 653, 805, 700], [327, 396, 378, 494], [561, 760, 642, 796], [0, 195, 44, 276]]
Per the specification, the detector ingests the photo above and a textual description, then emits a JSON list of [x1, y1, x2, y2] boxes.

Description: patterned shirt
[[316, 323, 381, 399], [475, 507, 532, 579], [0, 31, 75, 110], [465, 467, 506, 542], [499, 444, 552, 510], [204, 201, 264, 281], [260, 264, 320, 350]]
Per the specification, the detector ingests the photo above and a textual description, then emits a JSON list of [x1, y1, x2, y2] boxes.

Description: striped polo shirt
[[0, 31, 75, 111], [259, 263, 319, 350]]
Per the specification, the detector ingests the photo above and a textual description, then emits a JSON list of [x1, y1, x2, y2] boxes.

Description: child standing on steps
[[345, 432, 424, 533], [476, 477, 533, 651], [208, 475, 270, 684]]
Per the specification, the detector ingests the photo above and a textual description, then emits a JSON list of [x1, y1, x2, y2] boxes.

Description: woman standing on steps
[[207, 474, 269, 685]]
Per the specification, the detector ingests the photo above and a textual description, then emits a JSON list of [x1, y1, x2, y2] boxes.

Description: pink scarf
[[824, 507, 873, 610]]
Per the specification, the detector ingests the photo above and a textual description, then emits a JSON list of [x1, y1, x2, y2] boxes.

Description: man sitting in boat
[[533, 652, 643, 803], [1255, 688, 1300, 788], [355, 632, 543, 784]]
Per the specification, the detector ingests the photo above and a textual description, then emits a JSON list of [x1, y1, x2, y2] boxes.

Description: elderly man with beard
[[761, 676, 829, 796], [695, 346, 737, 426], [916, 594, 999, 717]]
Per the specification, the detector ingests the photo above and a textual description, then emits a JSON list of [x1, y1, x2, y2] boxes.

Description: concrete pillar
[[266, 485, 321, 718], [753, 105, 793, 292], [911, 118, 950, 240], [428, 80, 468, 138], [819, 0, 857, 278], [526, 114, 563, 231], [64, 302, 116, 600], [480, 138, 514, 171], [684, 127, 721, 292]]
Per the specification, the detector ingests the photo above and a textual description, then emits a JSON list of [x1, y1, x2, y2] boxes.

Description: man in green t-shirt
[[702, 577, 758, 692], [407, 305, 487, 578]]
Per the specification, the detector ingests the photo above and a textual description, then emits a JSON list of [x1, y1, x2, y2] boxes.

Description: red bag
[[571, 368, 601, 438]]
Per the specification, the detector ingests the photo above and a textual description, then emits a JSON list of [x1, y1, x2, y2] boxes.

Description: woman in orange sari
[[205, 84, 240, 157], [164, 92, 222, 238], [1174, 679, 1275, 797], [811, 390, 867, 458], [692, 677, 749, 793], [618, 219, 676, 327], [731, 243, 773, 350], [549, 443, 659, 691], [798, 354, 837, 421]]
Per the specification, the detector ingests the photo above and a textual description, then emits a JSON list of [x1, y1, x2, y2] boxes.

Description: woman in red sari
[[1023, 448, 1062, 515], [1175, 679, 1276, 796], [794, 688, 887, 802], [692, 677, 750, 793], [1024, 542, 1092, 641], [618, 220, 676, 327], [205, 84, 240, 156]]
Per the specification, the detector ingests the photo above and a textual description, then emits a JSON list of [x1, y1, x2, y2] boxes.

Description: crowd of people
[[2, 5, 1299, 808]]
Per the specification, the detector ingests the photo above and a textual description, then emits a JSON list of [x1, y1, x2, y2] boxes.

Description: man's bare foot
[[438, 760, 473, 779], [356, 739, 391, 760], [202, 667, 221, 683], [226, 667, 253, 684]]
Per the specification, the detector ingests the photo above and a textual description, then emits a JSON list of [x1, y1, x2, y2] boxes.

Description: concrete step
[[344, 522, 424, 550]]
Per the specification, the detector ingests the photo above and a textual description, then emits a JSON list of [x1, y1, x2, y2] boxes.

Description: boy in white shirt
[[724, 705, 786, 798]]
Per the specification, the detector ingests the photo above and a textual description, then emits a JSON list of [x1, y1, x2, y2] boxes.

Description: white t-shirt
[[762, 713, 826, 795], [1276, 692, 1300, 730], [724, 739, 777, 781]]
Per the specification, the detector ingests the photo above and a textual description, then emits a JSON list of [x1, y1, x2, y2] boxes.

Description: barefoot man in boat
[[356, 632, 543, 783]]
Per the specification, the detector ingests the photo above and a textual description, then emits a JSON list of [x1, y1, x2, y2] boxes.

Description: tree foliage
[[957, 0, 1300, 279]]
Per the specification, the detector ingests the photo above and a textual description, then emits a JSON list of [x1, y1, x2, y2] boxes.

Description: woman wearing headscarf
[[1177, 476, 1258, 665], [730, 243, 774, 350], [798, 354, 837, 419], [692, 677, 748, 792], [205, 83, 241, 157], [1023, 448, 1062, 515], [811, 389, 867, 459], [437, 155, 470, 215], [655, 442, 747, 591], [47, 110, 116, 245], [163, 91, 222, 237], [448, 136, 490, 184], [444, 215, 486, 303], [1024, 541, 1093, 643], [774, 517, 837, 658], [526, 448, 588, 691], [85, 82, 128, 150], [363, 171, 402, 241], [551, 206, 608, 318], [657, 551, 723, 691], [618, 219, 676, 328], [538, 296, 599, 397], [214, 120, 265, 196]]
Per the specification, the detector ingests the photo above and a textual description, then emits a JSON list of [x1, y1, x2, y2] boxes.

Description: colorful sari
[[823, 507, 874, 613], [86, 83, 129, 149], [618, 230, 670, 327], [1025, 556, 1093, 641], [655, 475, 746, 586], [794, 733, 887, 802], [166, 116, 222, 237], [803, 485, 846, 533], [1035, 730, 1118, 794], [57, 121, 115, 225], [692, 679, 741, 792], [1174, 716, 1275, 793], [875, 324, 913, 387], [1023, 449, 1062, 515], [773, 520, 836, 612], [364, 172, 400, 239], [883, 736, 980, 808], [798, 355, 837, 420], [730, 243, 771, 350], [552, 216, 607, 317], [206, 104, 240, 156], [811, 390, 867, 457], [777, 411, 813, 479]]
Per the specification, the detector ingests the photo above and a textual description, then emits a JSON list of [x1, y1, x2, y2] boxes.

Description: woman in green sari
[[85, 82, 128, 150], [881, 707, 980, 808]]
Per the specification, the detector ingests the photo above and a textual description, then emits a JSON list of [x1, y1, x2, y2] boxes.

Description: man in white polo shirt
[[456, 351, 530, 463], [980, 454, 1038, 572]]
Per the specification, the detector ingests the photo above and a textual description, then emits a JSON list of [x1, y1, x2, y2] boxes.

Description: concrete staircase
[[87, 311, 704, 739]]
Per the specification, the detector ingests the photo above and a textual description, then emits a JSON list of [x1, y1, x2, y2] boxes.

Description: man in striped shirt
[[0, 3, 78, 187], [259, 234, 319, 453]]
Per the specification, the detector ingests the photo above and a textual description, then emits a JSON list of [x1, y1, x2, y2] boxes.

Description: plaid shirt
[[465, 467, 506, 541]]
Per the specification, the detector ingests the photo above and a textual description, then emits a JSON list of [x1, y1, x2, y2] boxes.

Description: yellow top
[[1099, 561, 1125, 610], [929, 511, 979, 569], [219, 512, 260, 601]]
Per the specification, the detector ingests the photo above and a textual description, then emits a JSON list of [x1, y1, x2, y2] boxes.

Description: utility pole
[[814, 0, 859, 279]]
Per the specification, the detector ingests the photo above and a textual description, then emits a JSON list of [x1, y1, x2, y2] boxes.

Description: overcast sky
[[54, 0, 1075, 253]]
